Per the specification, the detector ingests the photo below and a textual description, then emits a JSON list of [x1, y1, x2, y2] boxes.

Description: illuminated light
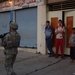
[[9, 0, 12, 5]]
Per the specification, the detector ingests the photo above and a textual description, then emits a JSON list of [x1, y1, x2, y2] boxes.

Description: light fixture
[[9, 0, 12, 5]]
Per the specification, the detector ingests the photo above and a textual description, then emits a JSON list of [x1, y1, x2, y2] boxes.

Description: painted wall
[[37, 4, 47, 54], [48, 11, 62, 21]]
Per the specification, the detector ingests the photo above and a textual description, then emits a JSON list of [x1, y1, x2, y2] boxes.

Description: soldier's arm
[[1, 34, 8, 47], [2, 34, 13, 48]]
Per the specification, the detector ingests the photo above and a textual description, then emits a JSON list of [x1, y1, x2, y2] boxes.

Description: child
[[55, 20, 65, 58], [69, 28, 75, 62]]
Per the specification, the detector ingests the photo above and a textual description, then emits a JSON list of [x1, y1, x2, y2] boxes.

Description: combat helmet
[[10, 22, 18, 30]]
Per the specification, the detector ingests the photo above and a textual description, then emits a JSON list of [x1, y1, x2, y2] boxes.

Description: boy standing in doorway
[[55, 20, 65, 58]]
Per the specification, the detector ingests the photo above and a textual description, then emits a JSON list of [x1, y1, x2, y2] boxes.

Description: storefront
[[0, 0, 47, 54]]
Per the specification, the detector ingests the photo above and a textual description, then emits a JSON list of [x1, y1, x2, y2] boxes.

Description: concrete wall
[[37, 4, 47, 54], [48, 11, 62, 21]]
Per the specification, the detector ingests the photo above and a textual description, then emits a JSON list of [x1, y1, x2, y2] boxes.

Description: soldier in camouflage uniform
[[2, 22, 21, 75]]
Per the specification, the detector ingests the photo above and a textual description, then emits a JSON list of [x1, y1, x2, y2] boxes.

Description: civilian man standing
[[45, 21, 55, 57]]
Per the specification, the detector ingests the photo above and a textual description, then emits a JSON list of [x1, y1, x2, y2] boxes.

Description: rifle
[[0, 32, 8, 39]]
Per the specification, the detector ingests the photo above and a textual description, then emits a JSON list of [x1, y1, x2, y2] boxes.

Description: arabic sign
[[0, 0, 44, 12]]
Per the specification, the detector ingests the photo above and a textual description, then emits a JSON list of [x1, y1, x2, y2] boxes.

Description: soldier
[[2, 22, 21, 75]]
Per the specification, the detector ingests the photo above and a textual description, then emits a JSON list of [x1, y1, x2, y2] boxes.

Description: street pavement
[[0, 49, 75, 75]]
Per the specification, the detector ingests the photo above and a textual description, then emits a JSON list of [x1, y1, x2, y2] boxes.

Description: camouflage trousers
[[4, 54, 17, 75]]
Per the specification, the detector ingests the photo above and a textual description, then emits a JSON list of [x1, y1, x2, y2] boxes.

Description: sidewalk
[[0, 49, 74, 75]]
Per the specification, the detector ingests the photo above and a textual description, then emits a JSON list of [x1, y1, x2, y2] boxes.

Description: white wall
[[37, 5, 47, 54], [48, 11, 62, 21]]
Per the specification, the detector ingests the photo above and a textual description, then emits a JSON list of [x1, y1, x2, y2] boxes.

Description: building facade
[[48, 0, 75, 55], [0, 0, 47, 54], [0, 0, 75, 55]]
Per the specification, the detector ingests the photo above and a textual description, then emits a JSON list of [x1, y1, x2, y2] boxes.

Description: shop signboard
[[0, 0, 44, 12]]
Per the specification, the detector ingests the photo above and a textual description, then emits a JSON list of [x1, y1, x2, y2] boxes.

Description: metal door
[[0, 12, 10, 34], [16, 7, 37, 48]]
